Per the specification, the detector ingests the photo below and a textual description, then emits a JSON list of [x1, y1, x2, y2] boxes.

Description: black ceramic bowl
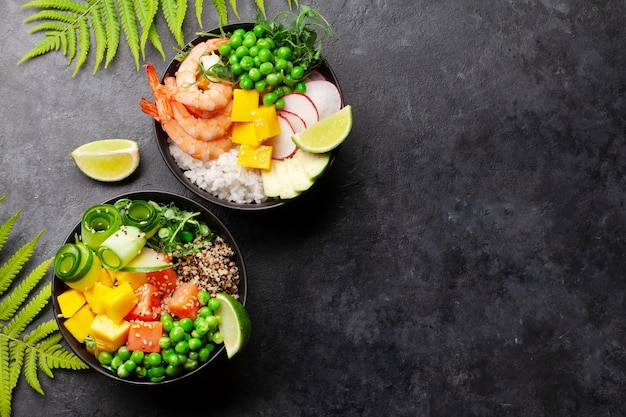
[[52, 190, 247, 385], [153, 23, 342, 211]]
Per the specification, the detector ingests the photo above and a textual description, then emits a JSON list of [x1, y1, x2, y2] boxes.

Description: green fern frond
[[161, 0, 184, 46], [24, 347, 44, 395], [4, 283, 52, 338], [0, 258, 53, 321], [147, 22, 166, 60], [22, 0, 89, 14], [133, 0, 158, 58], [0, 210, 20, 254], [28, 21, 73, 33], [71, 15, 91, 75], [24, 10, 77, 24], [41, 344, 89, 371], [0, 231, 43, 296], [87, 1, 107, 73], [118, 0, 141, 69], [66, 22, 77, 64], [254, 0, 266, 19], [102, 0, 120, 68], [26, 319, 59, 346], [228, 0, 239, 19], [212, 0, 227, 26], [194, 0, 203, 28], [36, 333, 64, 378], [0, 337, 12, 417]]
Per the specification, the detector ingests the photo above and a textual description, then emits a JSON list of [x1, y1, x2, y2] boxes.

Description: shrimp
[[145, 97, 232, 161], [170, 100, 233, 142], [171, 38, 233, 113]]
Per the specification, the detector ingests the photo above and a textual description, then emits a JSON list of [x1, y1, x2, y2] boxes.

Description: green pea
[[253, 25, 265, 38], [175, 340, 190, 354], [165, 364, 181, 377], [264, 37, 276, 50], [239, 74, 254, 90], [170, 326, 185, 343], [184, 359, 199, 372], [204, 315, 218, 329], [130, 351, 144, 364], [255, 80, 268, 93], [276, 46, 292, 60], [218, 42, 231, 56], [111, 354, 124, 370], [148, 365, 165, 378], [188, 351, 199, 361], [229, 34, 243, 49], [98, 351, 113, 366], [165, 352, 180, 366], [162, 319, 174, 333], [160, 312, 173, 322], [259, 62, 274, 76], [228, 54, 240, 65], [159, 336, 172, 349], [197, 290, 211, 306], [180, 230, 194, 243], [231, 63, 243, 76], [198, 306, 212, 318], [179, 317, 194, 332], [263, 92, 278, 106], [124, 359, 138, 373], [198, 347, 211, 362], [235, 45, 249, 59], [258, 48, 273, 63], [242, 33, 257, 48], [266, 73, 282, 86], [147, 352, 162, 367], [135, 366, 147, 378], [211, 331, 224, 344], [249, 68, 262, 82], [208, 298, 221, 312], [117, 346, 131, 361], [188, 337, 203, 351], [294, 82, 307, 94], [291, 65, 305, 80], [275, 98, 285, 111], [117, 365, 131, 378], [275, 58, 289, 71], [177, 353, 188, 365], [248, 45, 259, 57], [232, 28, 245, 37], [194, 317, 210, 336], [240, 56, 255, 72]]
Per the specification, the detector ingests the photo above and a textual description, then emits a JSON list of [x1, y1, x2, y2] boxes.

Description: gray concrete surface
[[1, 0, 625, 416]]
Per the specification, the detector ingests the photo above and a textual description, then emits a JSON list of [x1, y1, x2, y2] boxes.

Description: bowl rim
[[152, 22, 341, 211], [51, 190, 247, 385]]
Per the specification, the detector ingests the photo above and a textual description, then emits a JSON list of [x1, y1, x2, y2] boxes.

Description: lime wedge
[[70, 139, 140, 182], [291, 105, 352, 153], [214, 293, 251, 358]]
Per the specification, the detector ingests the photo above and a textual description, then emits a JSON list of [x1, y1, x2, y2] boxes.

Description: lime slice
[[214, 293, 251, 358], [291, 105, 352, 153], [70, 139, 140, 182]]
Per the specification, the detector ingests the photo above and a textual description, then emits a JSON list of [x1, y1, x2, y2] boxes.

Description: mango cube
[[231, 89, 260, 122], [253, 105, 281, 140], [112, 271, 147, 290], [63, 304, 96, 343], [237, 144, 273, 170], [101, 281, 138, 323], [232, 122, 262, 146], [99, 268, 115, 287], [57, 289, 87, 318], [85, 282, 113, 315], [89, 314, 130, 352]]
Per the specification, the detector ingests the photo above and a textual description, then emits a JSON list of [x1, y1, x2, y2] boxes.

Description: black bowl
[[153, 22, 342, 211], [52, 190, 247, 385]]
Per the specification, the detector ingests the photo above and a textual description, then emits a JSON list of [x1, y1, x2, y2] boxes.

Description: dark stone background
[[1, 0, 624, 416]]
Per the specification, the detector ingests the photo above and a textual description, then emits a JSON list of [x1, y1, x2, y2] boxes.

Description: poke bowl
[[51, 190, 248, 385], [145, 18, 347, 211]]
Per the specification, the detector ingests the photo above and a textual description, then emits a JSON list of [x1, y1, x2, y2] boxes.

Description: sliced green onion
[[96, 225, 147, 271], [116, 199, 162, 239], [81, 204, 122, 250]]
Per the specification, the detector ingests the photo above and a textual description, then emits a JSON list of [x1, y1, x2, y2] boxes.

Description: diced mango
[[85, 282, 113, 315], [253, 105, 281, 140], [101, 281, 138, 323], [63, 304, 96, 343], [89, 314, 130, 352], [237, 144, 273, 170], [232, 122, 262, 146], [99, 268, 115, 287], [231, 89, 259, 122], [112, 270, 147, 290], [57, 289, 87, 318]]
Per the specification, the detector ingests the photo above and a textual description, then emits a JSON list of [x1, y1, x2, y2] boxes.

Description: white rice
[[169, 142, 268, 204]]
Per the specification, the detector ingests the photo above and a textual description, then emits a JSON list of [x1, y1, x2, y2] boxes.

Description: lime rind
[[291, 105, 352, 153], [215, 292, 251, 358], [70, 139, 140, 182]]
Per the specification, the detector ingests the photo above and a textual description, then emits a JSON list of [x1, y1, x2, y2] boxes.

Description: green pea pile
[[96, 290, 223, 382], [216, 25, 309, 110]]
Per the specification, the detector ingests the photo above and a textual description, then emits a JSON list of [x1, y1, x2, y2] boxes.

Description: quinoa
[[171, 236, 240, 300]]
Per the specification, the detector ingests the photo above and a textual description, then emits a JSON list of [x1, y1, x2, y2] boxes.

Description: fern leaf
[[228, 0, 239, 19], [42, 344, 89, 371], [0, 210, 20, 255], [66, 23, 77, 64], [28, 21, 70, 34], [0, 231, 43, 296], [212, 0, 227, 26], [133, 0, 158, 59], [24, 347, 44, 395], [72, 15, 91, 76], [176, 0, 188, 44], [118, 0, 141, 69], [147, 22, 166, 60], [161, 0, 184, 46], [0, 258, 52, 321], [102, 0, 121, 68], [194, 0, 203, 28], [0, 336, 12, 417], [254, 0, 266, 19], [24, 9, 77, 24], [86, 1, 107, 73], [18, 33, 61, 64], [26, 319, 59, 346], [7, 341, 26, 406], [4, 283, 52, 338], [21, 0, 89, 14], [36, 334, 65, 378]]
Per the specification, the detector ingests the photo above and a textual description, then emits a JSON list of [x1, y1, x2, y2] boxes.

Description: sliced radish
[[282, 93, 319, 127], [304, 80, 342, 120], [278, 110, 307, 133], [307, 70, 326, 81], [264, 115, 298, 160]]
